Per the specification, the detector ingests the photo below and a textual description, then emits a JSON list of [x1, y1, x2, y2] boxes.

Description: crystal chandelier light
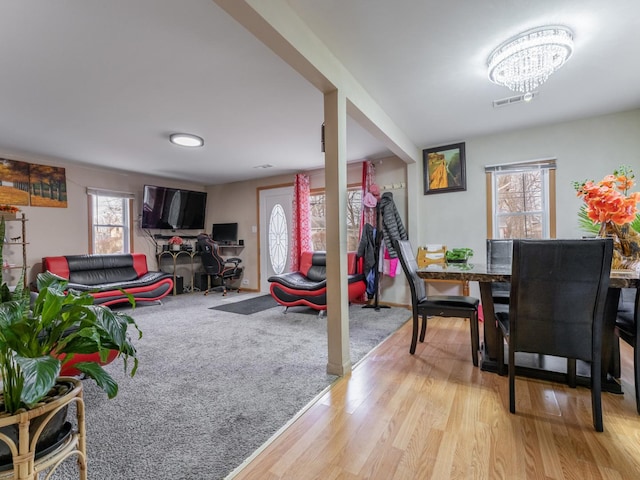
[[487, 26, 574, 94]]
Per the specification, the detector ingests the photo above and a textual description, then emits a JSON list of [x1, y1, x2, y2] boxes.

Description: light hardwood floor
[[231, 315, 640, 480]]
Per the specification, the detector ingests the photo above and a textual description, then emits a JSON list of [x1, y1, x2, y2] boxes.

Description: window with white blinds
[[485, 159, 556, 239]]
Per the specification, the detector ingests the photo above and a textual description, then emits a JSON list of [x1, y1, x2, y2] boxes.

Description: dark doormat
[[209, 295, 279, 315]]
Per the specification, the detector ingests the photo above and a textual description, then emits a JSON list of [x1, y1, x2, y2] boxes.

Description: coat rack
[[363, 203, 390, 311]]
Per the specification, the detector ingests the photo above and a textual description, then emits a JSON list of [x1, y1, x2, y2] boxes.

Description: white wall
[[415, 108, 640, 253], [404, 108, 640, 301], [0, 150, 205, 288], [3, 108, 637, 305], [205, 161, 375, 292]]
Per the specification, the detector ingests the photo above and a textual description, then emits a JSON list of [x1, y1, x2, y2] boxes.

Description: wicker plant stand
[[0, 377, 86, 480]]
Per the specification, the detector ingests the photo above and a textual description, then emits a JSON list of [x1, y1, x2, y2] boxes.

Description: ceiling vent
[[492, 92, 537, 108]]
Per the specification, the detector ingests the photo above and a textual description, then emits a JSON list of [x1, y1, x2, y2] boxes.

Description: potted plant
[[0, 218, 141, 470], [168, 235, 183, 251]]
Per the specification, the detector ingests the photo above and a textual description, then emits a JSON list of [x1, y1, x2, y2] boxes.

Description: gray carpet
[[54, 293, 409, 480]]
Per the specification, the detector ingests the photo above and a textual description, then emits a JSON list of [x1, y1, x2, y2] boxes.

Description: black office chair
[[394, 239, 480, 366], [616, 288, 640, 414], [196, 234, 243, 296], [486, 239, 513, 307], [495, 238, 613, 432]]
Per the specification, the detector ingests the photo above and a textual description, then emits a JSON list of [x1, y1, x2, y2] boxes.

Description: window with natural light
[[486, 160, 556, 239], [310, 187, 362, 251], [88, 190, 133, 254]]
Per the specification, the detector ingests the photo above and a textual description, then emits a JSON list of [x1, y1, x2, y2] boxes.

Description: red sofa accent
[[42, 253, 173, 307], [268, 251, 366, 311]]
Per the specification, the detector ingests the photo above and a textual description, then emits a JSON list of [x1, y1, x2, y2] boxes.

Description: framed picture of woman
[[423, 142, 466, 194]]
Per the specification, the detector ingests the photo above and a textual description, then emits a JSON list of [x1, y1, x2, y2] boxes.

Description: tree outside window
[[487, 160, 556, 239], [90, 193, 132, 254], [310, 187, 362, 251]]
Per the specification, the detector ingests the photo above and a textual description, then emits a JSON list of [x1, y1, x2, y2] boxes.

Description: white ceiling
[[0, 0, 638, 186]]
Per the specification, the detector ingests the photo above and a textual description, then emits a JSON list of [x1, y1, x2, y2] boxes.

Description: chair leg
[[469, 311, 479, 367], [496, 329, 505, 376], [419, 314, 428, 342], [634, 339, 640, 415], [410, 312, 419, 354], [591, 359, 603, 432], [509, 341, 516, 414], [567, 359, 577, 388]]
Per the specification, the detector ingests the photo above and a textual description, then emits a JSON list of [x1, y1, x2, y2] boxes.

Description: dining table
[[417, 262, 640, 394]]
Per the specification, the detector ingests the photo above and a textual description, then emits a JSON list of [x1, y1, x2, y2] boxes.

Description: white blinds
[[484, 158, 556, 173], [86, 187, 135, 199]]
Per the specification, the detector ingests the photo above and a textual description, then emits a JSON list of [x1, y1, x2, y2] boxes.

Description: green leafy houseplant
[[0, 219, 141, 414]]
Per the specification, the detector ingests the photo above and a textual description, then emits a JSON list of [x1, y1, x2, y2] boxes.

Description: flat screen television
[[211, 222, 238, 244], [141, 185, 207, 230]]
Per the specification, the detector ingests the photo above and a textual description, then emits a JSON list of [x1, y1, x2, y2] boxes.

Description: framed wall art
[[29, 164, 67, 207], [423, 142, 466, 194], [0, 158, 30, 206]]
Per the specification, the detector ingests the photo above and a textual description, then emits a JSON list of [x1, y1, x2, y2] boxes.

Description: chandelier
[[487, 26, 574, 94]]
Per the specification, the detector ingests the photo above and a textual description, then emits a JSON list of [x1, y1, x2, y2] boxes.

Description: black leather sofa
[[42, 253, 174, 306]]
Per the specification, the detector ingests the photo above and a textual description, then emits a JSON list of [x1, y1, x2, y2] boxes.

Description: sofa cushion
[[67, 271, 173, 293], [66, 254, 139, 286]]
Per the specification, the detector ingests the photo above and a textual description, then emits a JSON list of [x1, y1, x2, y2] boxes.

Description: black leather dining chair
[[616, 288, 640, 414], [486, 239, 513, 308], [495, 238, 613, 432], [394, 239, 480, 366]]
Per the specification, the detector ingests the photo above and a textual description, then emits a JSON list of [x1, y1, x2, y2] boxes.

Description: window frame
[[87, 189, 134, 254], [485, 160, 556, 239], [309, 183, 363, 252]]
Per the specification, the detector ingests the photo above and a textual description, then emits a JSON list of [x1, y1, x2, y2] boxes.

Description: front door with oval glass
[[259, 186, 293, 292]]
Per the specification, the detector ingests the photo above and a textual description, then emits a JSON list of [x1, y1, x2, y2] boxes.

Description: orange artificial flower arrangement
[[574, 165, 640, 227], [574, 165, 640, 270]]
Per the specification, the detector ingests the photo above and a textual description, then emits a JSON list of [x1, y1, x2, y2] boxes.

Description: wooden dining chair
[[616, 287, 640, 414], [495, 238, 613, 432], [394, 239, 480, 366]]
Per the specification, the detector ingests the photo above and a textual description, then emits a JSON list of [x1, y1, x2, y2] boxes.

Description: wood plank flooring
[[230, 315, 640, 480]]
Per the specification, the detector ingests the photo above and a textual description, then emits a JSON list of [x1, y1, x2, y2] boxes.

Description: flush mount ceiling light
[[169, 133, 204, 148], [487, 26, 574, 93]]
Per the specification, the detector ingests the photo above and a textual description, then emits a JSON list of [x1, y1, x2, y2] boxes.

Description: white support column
[[323, 89, 350, 376]]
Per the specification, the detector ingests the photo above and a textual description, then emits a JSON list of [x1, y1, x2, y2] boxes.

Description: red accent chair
[[268, 252, 366, 313]]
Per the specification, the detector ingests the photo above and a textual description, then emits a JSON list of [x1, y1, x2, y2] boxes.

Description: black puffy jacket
[[379, 192, 407, 258]]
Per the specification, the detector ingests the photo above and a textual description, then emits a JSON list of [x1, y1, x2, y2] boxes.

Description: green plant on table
[[445, 248, 474, 263], [0, 219, 142, 414]]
